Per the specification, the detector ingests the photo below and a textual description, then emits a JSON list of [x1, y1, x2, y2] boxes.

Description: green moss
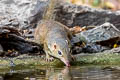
[[74, 53, 120, 65], [0, 55, 65, 69], [0, 53, 120, 69]]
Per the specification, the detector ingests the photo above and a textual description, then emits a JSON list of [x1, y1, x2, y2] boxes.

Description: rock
[[0, 45, 3, 52], [72, 43, 110, 54], [0, 0, 120, 29], [82, 44, 110, 53], [55, 3, 120, 28], [77, 23, 120, 44], [0, 27, 43, 57], [71, 23, 120, 53], [0, 0, 120, 55], [0, 0, 48, 28], [103, 47, 120, 53]]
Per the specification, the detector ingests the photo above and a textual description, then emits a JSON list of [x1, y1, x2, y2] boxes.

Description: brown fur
[[34, 20, 73, 66]]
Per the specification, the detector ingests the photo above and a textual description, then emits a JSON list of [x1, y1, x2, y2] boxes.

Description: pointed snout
[[61, 58, 70, 67]]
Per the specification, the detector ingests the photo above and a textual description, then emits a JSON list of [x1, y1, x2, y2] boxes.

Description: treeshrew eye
[[58, 51, 62, 55]]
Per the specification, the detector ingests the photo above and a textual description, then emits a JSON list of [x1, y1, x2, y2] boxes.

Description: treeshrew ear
[[54, 44, 57, 49], [53, 42, 57, 50]]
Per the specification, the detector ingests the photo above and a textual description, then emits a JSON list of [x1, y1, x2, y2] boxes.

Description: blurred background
[[66, 0, 120, 11]]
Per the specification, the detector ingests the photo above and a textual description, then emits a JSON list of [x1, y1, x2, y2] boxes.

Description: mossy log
[[0, 53, 120, 68]]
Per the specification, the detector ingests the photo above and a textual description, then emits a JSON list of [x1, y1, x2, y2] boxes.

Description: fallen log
[[0, 27, 44, 57]]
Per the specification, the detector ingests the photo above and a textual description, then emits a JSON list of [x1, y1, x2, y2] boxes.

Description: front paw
[[71, 55, 76, 61], [46, 56, 54, 62]]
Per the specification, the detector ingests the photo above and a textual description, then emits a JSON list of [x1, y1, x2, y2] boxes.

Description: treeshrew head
[[48, 39, 72, 66]]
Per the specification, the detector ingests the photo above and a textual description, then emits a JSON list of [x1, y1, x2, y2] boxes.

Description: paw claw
[[46, 57, 54, 62]]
